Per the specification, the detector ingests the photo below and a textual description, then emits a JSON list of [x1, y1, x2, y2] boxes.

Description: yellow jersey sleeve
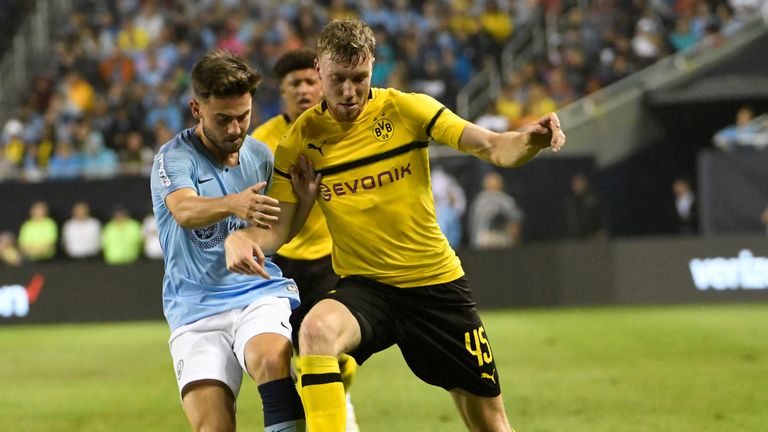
[[393, 91, 469, 150]]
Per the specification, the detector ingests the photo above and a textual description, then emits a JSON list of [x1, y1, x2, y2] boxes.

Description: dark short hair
[[317, 18, 375, 66], [274, 47, 317, 79], [191, 49, 262, 101]]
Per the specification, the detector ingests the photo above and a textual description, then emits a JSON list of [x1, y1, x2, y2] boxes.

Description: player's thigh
[[169, 312, 243, 400], [449, 388, 512, 432], [233, 297, 294, 383], [276, 255, 339, 349], [182, 380, 236, 432], [299, 298, 362, 356]]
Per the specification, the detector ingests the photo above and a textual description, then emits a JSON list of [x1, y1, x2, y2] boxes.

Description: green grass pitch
[[1, 303, 766, 431]]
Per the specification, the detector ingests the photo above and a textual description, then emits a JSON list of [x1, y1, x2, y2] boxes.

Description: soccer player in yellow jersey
[[251, 47, 360, 432], [225, 18, 566, 432]]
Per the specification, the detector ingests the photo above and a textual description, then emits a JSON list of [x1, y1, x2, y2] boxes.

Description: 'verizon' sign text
[[689, 249, 768, 290]]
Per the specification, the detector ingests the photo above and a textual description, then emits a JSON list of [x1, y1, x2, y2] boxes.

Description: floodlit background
[[1, 0, 767, 430]]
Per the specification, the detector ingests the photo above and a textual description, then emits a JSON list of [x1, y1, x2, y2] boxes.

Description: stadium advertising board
[[1, 236, 766, 325], [0, 261, 163, 324], [465, 235, 768, 307]]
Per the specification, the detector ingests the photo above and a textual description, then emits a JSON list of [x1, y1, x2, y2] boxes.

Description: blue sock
[[258, 377, 305, 432]]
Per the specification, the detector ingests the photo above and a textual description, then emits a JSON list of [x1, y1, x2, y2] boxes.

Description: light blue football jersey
[[150, 128, 299, 330]]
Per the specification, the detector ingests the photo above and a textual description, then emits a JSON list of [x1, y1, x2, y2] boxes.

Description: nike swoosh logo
[[198, 177, 214, 184], [280, 321, 290, 330]]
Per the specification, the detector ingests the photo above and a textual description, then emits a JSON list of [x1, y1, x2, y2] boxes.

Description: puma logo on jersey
[[307, 142, 325, 156], [481, 369, 496, 384]]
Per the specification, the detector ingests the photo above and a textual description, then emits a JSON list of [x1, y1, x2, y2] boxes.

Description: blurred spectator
[[101, 205, 143, 265], [496, 77, 526, 125], [468, 171, 524, 249], [631, 7, 667, 67], [146, 89, 183, 133], [371, 29, 397, 87], [0, 231, 23, 267], [564, 172, 603, 239], [712, 106, 768, 150], [81, 134, 120, 179], [47, 139, 82, 180], [479, 0, 513, 51], [21, 143, 46, 182], [62, 201, 102, 259], [2, 118, 26, 169], [431, 165, 467, 249], [475, 104, 510, 133], [142, 211, 163, 259], [121, 130, 154, 175], [669, 16, 699, 51], [116, 18, 150, 55], [672, 176, 698, 235], [410, 54, 459, 110], [60, 71, 96, 118], [99, 46, 136, 86], [18, 201, 58, 261]]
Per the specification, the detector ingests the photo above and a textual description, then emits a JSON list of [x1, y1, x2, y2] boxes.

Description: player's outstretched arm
[[458, 112, 566, 167], [224, 203, 294, 278], [165, 182, 280, 229], [224, 155, 320, 276]]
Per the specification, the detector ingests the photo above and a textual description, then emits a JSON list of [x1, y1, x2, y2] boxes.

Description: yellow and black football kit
[[252, 114, 339, 351], [271, 88, 467, 287], [271, 88, 501, 399]]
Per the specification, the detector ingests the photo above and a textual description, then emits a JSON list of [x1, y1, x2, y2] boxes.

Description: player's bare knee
[[185, 403, 235, 432], [298, 315, 341, 356], [246, 344, 291, 383]]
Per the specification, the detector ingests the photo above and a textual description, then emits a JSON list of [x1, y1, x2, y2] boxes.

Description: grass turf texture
[[0, 303, 766, 431]]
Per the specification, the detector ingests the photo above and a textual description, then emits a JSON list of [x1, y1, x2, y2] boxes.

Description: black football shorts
[[325, 275, 501, 397]]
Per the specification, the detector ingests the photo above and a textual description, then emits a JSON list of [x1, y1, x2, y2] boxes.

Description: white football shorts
[[168, 296, 293, 398]]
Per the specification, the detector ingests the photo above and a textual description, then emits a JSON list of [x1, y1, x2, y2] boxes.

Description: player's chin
[[223, 138, 244, 150], [334, 105, 359, 121]]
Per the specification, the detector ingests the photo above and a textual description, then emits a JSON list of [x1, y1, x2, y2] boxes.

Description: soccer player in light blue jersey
[[150, 49, 318, 432]]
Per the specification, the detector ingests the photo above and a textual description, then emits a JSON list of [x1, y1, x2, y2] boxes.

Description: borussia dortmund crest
[[372, 117, 394, 141]]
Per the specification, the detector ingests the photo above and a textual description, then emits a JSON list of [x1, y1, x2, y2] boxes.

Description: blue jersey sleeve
[[151, 145, 196, 203]]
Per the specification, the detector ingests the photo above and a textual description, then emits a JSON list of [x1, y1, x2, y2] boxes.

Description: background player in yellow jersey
[[251, 47, 360, 432], [225, 18, 566, 432]]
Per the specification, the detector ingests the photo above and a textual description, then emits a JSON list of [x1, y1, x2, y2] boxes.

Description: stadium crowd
[[1, 0, 759, 181], [0, 0, 765, 264]]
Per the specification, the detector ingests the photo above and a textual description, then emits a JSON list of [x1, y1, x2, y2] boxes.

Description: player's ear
[[190, 99, 201, 120], [315, 58, 321, 77]]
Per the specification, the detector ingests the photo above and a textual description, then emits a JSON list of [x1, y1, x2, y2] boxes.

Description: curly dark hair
[[273, 47, 317, 79]]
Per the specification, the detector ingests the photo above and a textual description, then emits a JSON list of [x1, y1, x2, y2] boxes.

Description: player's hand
[[230, 182, 280, 229], [527, 112, 566, 152], [224, 230, 270, 279], [290, 154, 322, 204]]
